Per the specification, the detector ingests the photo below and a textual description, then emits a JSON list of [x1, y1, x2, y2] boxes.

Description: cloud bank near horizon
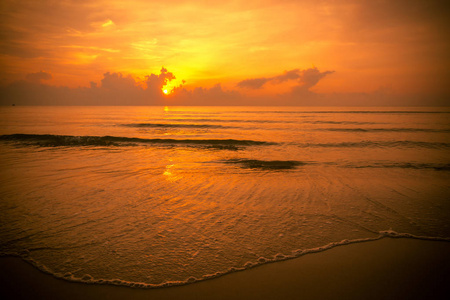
[[0, 67, 447, 106]]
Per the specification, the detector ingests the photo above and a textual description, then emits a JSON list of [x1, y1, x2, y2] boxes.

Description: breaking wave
[[3, 231, 448, 289]]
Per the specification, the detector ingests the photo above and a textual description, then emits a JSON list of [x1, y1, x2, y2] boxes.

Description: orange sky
[[0, 0, 449, 104]]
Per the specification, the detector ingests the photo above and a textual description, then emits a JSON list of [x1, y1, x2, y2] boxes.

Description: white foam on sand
[[2, 230, 449, 290], [1, 237, 450, 300]]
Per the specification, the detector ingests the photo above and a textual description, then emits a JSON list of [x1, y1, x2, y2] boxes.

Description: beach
[[1, 238, 449, 300], [2, 0, 449, 297], [1, 107, 449, 298]]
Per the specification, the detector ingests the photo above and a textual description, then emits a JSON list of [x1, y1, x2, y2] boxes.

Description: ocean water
[[0, 106, 449, 287]]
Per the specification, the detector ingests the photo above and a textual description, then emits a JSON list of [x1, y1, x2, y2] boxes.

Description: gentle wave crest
[[297, 140, 450, 149], [344, 162, 450, 171], [316, 127, 450, 133], [2, 134, 449, 150], [122, 123, 230, 129], [233, 110, 450, 114], [219, 159, 450, 171], [0, 134, 272, 148], [223, 159, 308, 170]]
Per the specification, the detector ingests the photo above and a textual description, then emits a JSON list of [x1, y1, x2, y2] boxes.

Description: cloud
[[237, 67, 334, 91], [236, 77, 270, 89], [272, 69, 302, 83], [101, 72, 137, 91], [0, 67, 182, 106], [1, 67, 448, 107], [294, 68, 334, 93], [98, 67, 177, 95], [168, 83, 243, 106], [144, 67, 176, 94], [25, 71, 53, 83]]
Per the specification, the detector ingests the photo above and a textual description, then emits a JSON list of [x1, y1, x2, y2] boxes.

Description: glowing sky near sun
[[0, 0, 449, 104]]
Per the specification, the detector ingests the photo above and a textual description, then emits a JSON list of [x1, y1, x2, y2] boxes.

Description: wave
[[346, 162, 450, 171], [164, 118, 288, 124], [0, 134, 273, 149], [2, 135, 447, 150], [221, 159, 450, 171], [298, 140, 450, 149], [223, 159, 308, 170], [311, 111, 450, 114], [233, 110, 450, 114], [2, 230, 448, 289], [309, 121, 380, 125], [317, 128, 450, 133], [122, 123, 229, 129]]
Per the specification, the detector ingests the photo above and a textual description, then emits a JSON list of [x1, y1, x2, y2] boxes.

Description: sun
[[163, 89, 169, 95]]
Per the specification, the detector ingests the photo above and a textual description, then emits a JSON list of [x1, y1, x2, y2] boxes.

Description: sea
[[0, 106, 449, 287]]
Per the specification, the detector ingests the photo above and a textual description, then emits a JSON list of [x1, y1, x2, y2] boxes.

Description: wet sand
[[1, 238, 449, 300]]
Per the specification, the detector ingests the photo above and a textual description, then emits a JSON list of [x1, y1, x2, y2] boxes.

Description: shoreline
[[1, 237, 449, 300]]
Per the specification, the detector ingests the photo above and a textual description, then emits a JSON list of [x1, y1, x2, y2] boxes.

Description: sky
[[0, 0, 449, 106]]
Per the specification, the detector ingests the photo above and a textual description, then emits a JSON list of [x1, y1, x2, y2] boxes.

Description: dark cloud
[[237, 67, 334, 91], [297, 68, 334, 91], [25, 71, 53, 83], [236, 77, 270, 89], [236, 69, 304, 89], [272, 69, 301, 83]]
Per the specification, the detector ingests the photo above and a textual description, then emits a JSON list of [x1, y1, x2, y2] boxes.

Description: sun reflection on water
[[163, 163, 183, 182]]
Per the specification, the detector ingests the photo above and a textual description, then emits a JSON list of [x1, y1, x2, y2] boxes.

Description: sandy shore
[[1, 238, 449, 300]]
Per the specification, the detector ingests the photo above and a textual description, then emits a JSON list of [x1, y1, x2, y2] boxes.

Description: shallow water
[[0, 106, 449, 287]]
